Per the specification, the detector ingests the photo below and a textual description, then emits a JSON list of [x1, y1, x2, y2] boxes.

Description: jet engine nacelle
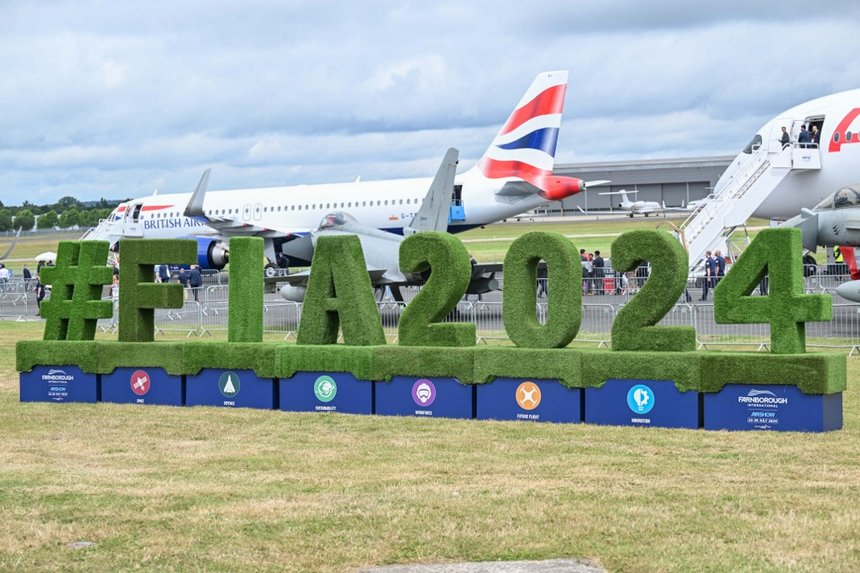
[[280, 284, 307, 302], [189, 238, 229, 270], [466, 276, 499, 295]]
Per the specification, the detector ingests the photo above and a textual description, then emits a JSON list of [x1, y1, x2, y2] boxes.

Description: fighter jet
[[784, 184, 860, 252], [784, 184, 860, 301]]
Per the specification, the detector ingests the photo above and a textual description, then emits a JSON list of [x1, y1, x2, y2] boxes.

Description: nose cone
[[836, 280, 860, 303]]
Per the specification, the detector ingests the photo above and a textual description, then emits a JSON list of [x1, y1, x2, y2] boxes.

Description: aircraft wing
[[0, 227, 22, 261], [183, 169, 312, 239]]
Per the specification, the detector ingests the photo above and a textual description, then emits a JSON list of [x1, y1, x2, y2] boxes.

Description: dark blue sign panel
[[376, 377, 473, 419], [704, 385, 843, 432], [280, 372, 373, 415], [101, 367, 184, 406], [186, 369, 276, 409], [476, 378, 581, 423], [20, 365, 98, 403], [585, 379, 699, 429]]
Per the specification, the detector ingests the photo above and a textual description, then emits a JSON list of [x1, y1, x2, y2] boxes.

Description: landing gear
[[264, 263, 277, 278]]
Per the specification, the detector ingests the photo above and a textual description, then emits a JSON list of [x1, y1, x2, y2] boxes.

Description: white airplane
[[84, 70, 601, 272], [719, 88, 860, 220], [599, 189, 670, 217]]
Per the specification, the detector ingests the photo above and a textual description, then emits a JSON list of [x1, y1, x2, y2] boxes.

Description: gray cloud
[[1, 1, 859, 204]]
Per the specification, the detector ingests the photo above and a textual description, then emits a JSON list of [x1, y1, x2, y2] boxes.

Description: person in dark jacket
[[188, 265, 202, 301], [34, 276, 46, 316], [779, 126, 790, 149], [798, 125, 811, 148]]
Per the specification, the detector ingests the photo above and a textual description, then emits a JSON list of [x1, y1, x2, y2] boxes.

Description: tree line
[[0, 196, 126, 232]]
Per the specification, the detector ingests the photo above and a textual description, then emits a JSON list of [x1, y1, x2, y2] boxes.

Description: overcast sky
[[2, 0, 860, 205]]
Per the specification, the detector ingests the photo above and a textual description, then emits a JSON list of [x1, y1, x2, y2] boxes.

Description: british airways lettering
[[143, 218, 207, 230]]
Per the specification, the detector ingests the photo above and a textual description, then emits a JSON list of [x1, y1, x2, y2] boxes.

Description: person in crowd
[[701, 251, 715, 300], [798, 125, 811, 148], [189, 264, 203, 301], [34, 275, 46, 315], [178, 267, 190, 300], [779, 126, 790, 149], [593, 250, 605, 295], [110, 274, 120, 311], [714, 250, 726, 284], [810, 124, 821, 148], [158, 264, 170, 284], [0, 264, 9, 292], [22, 265, 32, 289], [580, 249, 592, 294]]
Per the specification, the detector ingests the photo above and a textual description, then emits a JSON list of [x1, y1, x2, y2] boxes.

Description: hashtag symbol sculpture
[[40, 241, 114, 341]]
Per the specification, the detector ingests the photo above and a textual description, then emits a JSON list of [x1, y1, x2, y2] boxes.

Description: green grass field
[[2, 321, 859, 572]]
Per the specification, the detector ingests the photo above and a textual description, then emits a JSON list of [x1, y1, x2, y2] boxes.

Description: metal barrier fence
[[5, 275, 860, 353]]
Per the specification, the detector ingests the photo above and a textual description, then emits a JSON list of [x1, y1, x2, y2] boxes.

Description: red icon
[[130, 370, 151, 396]]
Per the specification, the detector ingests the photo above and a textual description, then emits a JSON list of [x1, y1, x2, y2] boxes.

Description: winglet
[[183, 169, 211, 218], [405, 148, 458, 236], [0, 227, 22, 261]]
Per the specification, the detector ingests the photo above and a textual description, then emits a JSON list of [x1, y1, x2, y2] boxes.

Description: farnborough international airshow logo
[[627, 384, 655, 414], [738, 389, 788, 406]]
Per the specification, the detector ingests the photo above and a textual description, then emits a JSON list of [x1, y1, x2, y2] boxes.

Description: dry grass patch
[[1, 322, 859, 572]]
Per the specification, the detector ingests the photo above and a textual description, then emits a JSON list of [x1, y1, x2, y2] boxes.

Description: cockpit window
[[742, 134, 763, 154], [318, 211, 356, 230], [814, 185, 860, 210]]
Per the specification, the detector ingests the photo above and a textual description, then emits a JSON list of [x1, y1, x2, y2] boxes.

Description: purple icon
[[411, 379, 436, 407]]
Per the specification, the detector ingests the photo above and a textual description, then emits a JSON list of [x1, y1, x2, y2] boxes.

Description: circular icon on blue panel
[[627, 384, 654, 414], [314, 375, 337, 402]]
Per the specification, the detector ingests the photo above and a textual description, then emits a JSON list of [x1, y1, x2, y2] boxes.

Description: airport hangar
[[538, 155, 734, 215]]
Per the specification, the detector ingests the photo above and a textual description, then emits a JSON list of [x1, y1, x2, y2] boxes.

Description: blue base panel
[[186, 369, 276, 409], [703, 385, 842, 432], [280, 372, 373, 415], [20, 365, 99, 403], [585, 379, 699, 429], [376, 377, 473, 419], [101, 367, 184, 406], [476, 378, 582, 423]]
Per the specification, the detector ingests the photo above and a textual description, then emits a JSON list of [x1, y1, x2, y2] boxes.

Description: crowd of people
[[155, 264, 204, 300], [577, 248, 648, 296], [780, 123, 821, 149]]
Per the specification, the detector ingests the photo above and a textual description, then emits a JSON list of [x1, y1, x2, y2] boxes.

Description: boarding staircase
[[680, 142, 821, 270], [80, 216, 127, 242]]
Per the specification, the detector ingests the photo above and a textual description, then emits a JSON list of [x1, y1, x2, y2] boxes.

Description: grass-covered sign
[[17, 228, 846, 431]]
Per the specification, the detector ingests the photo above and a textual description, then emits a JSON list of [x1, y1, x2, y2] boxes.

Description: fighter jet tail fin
[[405, 148, 458, 237]]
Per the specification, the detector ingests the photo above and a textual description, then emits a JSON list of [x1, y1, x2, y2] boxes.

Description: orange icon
[[516, 381, 541, 410]]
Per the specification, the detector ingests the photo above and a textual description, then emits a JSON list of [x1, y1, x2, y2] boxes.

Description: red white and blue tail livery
[[471, 70, 584, 200]]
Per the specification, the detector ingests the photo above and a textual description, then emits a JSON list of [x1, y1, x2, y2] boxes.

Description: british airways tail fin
[[468, 71, 584, 201]]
